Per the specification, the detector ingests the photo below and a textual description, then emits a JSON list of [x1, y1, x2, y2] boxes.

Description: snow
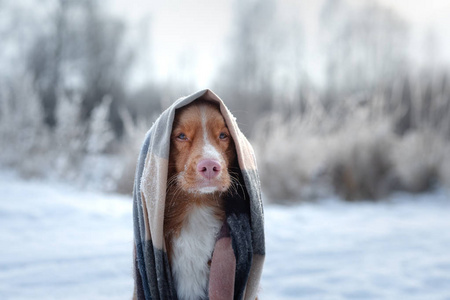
[[261, 195, 450, 300], [1, 170, 450, 299], [0, 171, 134, 300]]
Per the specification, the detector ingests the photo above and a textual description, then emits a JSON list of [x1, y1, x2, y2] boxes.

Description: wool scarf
[[132, 89, 265, 299]]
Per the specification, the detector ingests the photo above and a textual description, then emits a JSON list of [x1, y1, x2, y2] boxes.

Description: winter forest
[[2, 0, 450, 299], [1, 0, 450, 202]]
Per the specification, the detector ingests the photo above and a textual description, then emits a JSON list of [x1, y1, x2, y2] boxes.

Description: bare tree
[[320, 0, 409, 95], [214, 0, 281, 135], [27, 0, 133, 135]]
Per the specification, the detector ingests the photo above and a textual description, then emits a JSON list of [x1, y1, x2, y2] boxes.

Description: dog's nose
[[197, 159, 221, 180]]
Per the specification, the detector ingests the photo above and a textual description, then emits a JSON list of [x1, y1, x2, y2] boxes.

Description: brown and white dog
[[164, 100, 237, 300]]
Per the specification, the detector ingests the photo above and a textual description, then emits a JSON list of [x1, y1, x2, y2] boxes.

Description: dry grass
[[2, 72, 449, 201], [253, 73, 450, 202]]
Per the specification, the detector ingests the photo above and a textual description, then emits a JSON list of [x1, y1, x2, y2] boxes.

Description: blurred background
[[1, 1, 450, 299], [1, 0, 450, 202]]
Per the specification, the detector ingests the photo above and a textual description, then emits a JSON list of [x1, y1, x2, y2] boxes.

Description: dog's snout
[[197, 159, 221, 180]]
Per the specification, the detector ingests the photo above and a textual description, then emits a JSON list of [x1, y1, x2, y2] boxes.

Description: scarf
[[132, 89, 265, 299]]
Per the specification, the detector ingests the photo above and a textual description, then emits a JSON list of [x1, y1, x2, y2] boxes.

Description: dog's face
[[168, 100, 236, 194]]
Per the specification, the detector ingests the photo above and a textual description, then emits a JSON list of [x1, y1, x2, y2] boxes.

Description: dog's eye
[[176, 133, 188, 141], [219, 132, 228, 140]]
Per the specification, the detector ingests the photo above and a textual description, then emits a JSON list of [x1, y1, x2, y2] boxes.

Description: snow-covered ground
[[263, 195, 450, 300], [1, 171, 450, 300], [0, 171, 134, 300]]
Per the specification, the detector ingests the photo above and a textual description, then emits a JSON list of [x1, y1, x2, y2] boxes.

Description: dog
[[164, 100, 238, 300]]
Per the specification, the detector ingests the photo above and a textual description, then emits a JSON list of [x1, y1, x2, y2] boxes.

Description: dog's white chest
[[171, 205, 222, 300]]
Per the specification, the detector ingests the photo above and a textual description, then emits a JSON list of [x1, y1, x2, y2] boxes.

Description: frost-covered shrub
[[439, 152, 450, 189], [51, 94, 87, 180], [113, 108, 153, 195], [0, 74, 121, 188], [392, 129, 449, 193], [254, 104, 399, 202], [253, 79, 450, 202], [253, 99, 334, 202], [86, 96, 115, 154], [254, 118, 330, 202], [0, 75, 52, 178], [326, 122, 398, 201]]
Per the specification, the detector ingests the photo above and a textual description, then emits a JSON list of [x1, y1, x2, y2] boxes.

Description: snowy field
[[1, 171, 450, 300]]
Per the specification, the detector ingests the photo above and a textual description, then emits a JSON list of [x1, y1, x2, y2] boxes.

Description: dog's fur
[[164, 100, 237, 300]]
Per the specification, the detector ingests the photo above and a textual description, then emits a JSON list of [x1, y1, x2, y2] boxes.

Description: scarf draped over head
[[132, 89, 265, 300]]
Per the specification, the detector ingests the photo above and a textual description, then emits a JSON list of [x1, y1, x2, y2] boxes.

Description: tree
[[27, 0, 132, 135], [214, 0, 280, 135], [320, 0, 409, 95]]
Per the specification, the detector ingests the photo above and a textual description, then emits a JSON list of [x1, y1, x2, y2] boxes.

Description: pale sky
[[373, 0, 450, 65], [110, 0, 231, 88], [111, 0, 450, 89]]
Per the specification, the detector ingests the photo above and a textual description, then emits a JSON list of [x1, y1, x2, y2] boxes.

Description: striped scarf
[[132, 89, 265, 299]]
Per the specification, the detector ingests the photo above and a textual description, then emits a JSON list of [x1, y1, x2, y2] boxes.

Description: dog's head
[[168, 100, 236, 194]]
